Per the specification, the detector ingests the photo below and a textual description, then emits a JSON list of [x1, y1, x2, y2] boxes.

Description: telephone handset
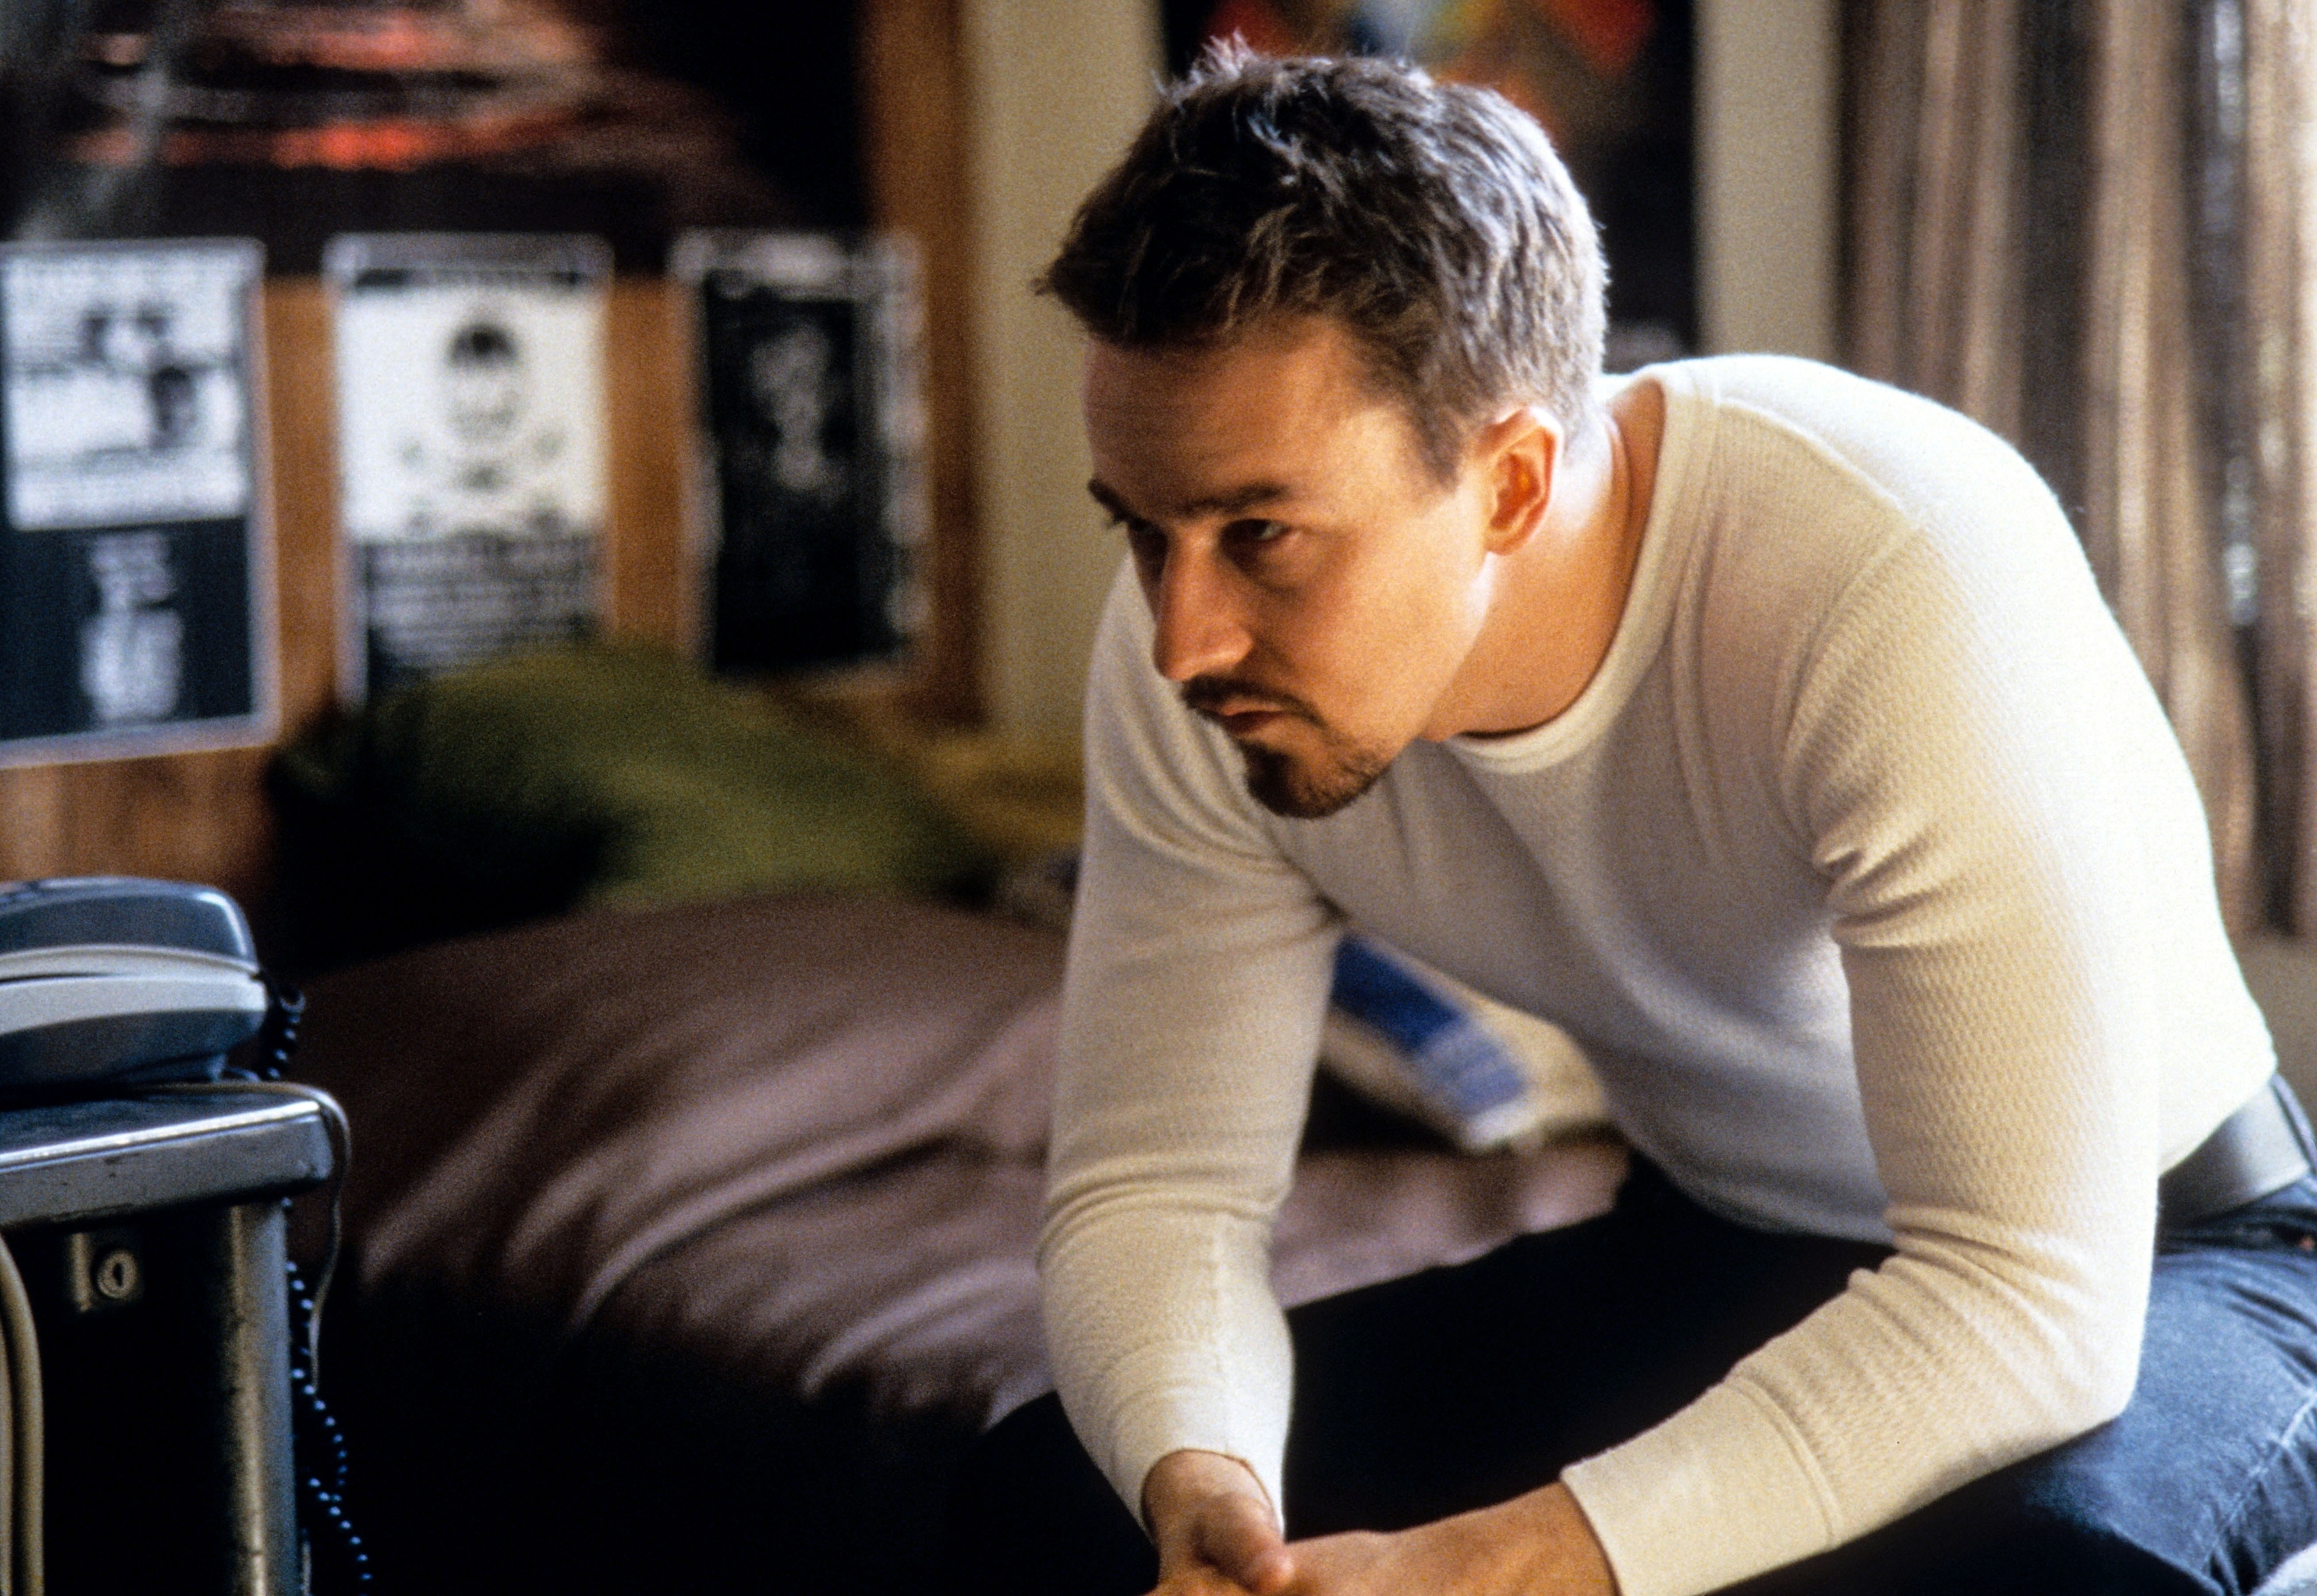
[[0, 878, 269, 1091]]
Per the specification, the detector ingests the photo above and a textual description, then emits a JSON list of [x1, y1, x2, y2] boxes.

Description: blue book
[[1328, 935, 1534, 1148]]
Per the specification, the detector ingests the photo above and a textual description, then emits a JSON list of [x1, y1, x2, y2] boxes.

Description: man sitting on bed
[[953, 46, 2317, 1596]]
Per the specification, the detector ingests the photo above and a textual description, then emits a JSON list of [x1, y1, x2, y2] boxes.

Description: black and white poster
[[674, 231, 928, 674], [326, 233, 610, 701], [0, 239, 272, 766]]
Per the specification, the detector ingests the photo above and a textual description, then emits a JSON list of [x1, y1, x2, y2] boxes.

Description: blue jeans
[[952, 1163, 2317, 1595], [1731, 1172, 2317, 1594]]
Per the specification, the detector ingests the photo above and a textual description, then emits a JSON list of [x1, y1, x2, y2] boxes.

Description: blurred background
[[0, 0, 1846, 941], [18, 0, 2317, 960]]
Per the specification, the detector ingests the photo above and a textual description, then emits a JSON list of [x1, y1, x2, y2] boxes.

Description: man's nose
[[1149, 550, 1253, 683]]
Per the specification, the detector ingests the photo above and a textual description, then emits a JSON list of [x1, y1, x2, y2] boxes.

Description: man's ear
[[1475, 407, 1559, 556]]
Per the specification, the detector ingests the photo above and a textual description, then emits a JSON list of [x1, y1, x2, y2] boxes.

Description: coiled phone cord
[[248, 982, 371, 1593], [286, 1257, 364, 1593]]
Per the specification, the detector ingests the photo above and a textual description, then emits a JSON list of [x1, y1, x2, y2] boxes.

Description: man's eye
[[1121, 521, 1167, 576], [1225, 518, 1289, 549]]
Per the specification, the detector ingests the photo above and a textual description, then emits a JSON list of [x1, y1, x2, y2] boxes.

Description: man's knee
[[946, 1394, 1156, 1596], [1722, 1445, 2217, 1596]]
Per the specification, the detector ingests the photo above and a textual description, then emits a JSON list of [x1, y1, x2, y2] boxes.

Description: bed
[[286, 889, 1627, 1594], [272, 644, 2317, 1595]]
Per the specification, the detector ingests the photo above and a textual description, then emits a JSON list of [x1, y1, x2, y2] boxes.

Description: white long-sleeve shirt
[[1039, 355, 2276, 1596]]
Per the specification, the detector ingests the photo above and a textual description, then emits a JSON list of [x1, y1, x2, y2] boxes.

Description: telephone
[[0, 877, 269, 1091], [0, 876, 371, 1590]]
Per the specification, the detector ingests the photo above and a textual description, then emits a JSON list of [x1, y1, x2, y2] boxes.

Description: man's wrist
[[1141, 1447, 1275, 1536], [1143, 1448, 1295, 1594], [1488, 1481, 1618, 1595]]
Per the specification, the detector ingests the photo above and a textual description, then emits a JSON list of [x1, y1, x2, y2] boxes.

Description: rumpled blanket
[[294, 893, 1627, 1427]]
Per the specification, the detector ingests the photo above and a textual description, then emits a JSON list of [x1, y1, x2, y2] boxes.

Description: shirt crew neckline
[[1448, 360, 1715, 774]]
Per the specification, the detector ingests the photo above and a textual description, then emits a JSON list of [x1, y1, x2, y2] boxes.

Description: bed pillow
[[269, 643, 996, 972]]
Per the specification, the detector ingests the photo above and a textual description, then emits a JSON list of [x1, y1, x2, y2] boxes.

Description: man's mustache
[[1179, 675, 1322, 724]]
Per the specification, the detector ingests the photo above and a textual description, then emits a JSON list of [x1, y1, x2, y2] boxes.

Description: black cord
[[286, 1256, 367, 1593], [250, 980, 302, 1083], [249, 981, 372, 1594]]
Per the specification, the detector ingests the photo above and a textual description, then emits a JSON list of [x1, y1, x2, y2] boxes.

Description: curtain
[[1844, 0, 2265, 936], [2242, 0, 2317, 934]]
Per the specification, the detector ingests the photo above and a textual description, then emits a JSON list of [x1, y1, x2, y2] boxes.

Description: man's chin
[[1239, 742, 1386, 820]]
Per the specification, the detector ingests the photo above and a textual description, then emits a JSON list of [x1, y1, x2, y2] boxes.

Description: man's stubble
[[1182, 676, 1391, 820]]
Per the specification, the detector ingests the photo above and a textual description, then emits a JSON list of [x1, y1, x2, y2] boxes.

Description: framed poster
[[673, 231, 929, 675], [324, 233, 611, 702], [1163, 0, 1696, 366], [0, 238, 273, 766]]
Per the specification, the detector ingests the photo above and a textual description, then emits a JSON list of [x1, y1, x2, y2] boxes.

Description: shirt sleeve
[[1561, 504, 2197, 1593], [1038, 565, 1342, 1521]]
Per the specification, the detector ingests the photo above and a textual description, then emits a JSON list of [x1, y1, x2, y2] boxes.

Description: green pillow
[[271, 644, 996, 973]]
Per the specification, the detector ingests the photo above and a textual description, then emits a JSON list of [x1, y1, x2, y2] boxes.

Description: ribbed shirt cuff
[[1103, 1396, 1285, 1536], [1560, 1381, 1835, 1596]]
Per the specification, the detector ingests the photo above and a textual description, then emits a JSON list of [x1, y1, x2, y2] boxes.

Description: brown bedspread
[[294, 893, 1628, 1430]]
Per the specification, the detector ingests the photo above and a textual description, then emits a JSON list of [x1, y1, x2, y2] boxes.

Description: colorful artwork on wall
[[1161, 0, 1696, 364]]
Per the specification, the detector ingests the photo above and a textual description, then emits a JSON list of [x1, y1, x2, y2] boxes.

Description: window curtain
[[2241, 0, 2317, 935], [1844, 0, 2268, 936]]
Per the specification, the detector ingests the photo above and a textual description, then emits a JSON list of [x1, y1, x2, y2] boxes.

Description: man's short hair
[[1040, 45, 1607, 479]]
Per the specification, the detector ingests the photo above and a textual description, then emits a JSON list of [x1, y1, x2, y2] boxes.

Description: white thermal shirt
[[1039, 355, 2276, 1595]]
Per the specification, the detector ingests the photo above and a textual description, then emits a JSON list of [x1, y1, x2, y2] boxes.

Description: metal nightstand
[[0, 1089, 334, 1596]]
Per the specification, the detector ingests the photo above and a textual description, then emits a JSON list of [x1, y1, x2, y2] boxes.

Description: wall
[[1695, 0, 1840, 360], [964, 0, 1161, 740], [0, 0, 1846, 896], [0, 2, 983, 906], [0, 278, 692, 912], [964, 0, 1843, 737]]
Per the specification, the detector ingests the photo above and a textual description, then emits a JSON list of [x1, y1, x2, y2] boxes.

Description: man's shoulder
[[1636, 355, 2094, 705], [1639, 356, 2069, 598], [1652, 355, 2049, 514], [1647, 352, 1936, 419]]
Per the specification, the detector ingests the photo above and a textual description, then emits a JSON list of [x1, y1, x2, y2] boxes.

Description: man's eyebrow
[[1087, 480, 1140, 524], [1086, 478, 1296, 524], [1185, 481, 1295, 517]]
